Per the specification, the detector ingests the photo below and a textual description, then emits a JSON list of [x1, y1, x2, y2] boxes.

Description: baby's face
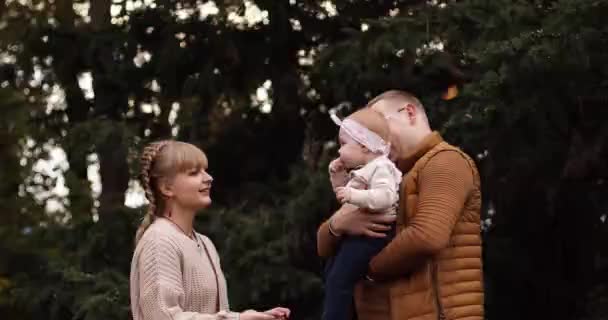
[[337, 129, 368, 169]]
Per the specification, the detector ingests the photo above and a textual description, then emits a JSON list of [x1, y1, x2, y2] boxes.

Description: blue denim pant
[[322, 226, 395, 320]]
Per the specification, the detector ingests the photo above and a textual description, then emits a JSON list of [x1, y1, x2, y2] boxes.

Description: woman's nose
[[203, 171, 213, 184]]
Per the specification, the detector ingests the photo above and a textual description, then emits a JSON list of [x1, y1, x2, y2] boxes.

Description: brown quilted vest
[[354, 134, 484, 320]]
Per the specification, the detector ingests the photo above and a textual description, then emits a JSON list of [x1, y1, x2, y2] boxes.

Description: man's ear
[[157, 178, 174, 198], [404, 103, 417, 124]]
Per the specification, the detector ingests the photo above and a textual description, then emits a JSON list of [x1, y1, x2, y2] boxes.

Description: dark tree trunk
[[89, 0, 130, 217]]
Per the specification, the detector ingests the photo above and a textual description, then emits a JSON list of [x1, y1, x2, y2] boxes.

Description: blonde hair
[[346, 108, 390, 144], [135, 140, 208, 245]]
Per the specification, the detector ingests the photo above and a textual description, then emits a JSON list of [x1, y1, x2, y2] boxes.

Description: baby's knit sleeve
[[348, 164, 399, 211]]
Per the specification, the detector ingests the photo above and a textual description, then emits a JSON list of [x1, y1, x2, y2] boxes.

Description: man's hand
[[331, 204, 396, 238]]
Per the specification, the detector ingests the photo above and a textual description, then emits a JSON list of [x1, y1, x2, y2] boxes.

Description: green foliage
[[1, 207, 138, 320], [1, 1, 607, 320], [194, 163, 335, 319]]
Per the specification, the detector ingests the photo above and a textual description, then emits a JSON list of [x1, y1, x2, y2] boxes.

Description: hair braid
[[135, 140, 170, 245]]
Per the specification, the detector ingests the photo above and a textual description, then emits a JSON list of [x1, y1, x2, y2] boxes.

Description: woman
[[130, 140, 290, 320]]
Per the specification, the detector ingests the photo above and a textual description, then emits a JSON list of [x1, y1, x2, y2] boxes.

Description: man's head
[[367, 90, 432, 159]]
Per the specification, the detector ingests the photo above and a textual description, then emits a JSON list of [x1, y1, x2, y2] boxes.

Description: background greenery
[[0, 1, 607, 319]]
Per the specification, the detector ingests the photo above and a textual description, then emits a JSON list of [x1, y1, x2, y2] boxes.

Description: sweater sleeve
[[137, 235, 238, 320], [347, 165, 398, 211], [316, 203, 360, 258], [317, 219, 339, 258], [369, 151, 473, 278]]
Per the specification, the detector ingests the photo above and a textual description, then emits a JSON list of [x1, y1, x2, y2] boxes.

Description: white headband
[[330, 112, 391, 155]]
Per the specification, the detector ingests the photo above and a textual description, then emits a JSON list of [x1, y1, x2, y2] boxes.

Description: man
[[317, 90, 483, 320]]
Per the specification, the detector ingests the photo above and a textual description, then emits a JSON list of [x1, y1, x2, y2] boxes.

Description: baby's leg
[[322, 234, 392, 320]]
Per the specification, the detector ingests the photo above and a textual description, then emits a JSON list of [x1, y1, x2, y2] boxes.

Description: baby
[[322, 107, 402, 320]]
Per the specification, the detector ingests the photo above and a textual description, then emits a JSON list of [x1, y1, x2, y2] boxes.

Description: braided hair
[[135, 140, 170, 245]]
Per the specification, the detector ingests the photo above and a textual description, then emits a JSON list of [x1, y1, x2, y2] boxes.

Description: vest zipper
[[431, 261, 447, 320]]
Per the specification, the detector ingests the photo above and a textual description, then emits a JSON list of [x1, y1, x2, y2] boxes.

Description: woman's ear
[[157, 178, 174, 198]]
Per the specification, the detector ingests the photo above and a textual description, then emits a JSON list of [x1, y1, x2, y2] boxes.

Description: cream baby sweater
[[130, 218, 239, 320], [330, 156, 402, 215]]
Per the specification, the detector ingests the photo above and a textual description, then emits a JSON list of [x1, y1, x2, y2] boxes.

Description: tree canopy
[[0, 1, 607, 319]]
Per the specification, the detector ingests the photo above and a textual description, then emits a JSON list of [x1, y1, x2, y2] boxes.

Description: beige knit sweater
[[130, 218, 239, 320]]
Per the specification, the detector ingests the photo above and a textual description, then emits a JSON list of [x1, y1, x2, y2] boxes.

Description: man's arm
[[369, 151, 474, 279], [317, 204, 397, 258], [317, 219, 340, 258], [317, 204, 362, 258]]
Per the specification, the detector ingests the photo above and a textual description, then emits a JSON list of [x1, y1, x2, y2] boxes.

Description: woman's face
[[168, 166, 213, 211]]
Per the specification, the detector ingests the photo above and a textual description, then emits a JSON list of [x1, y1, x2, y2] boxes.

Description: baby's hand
[[329, 158, 345, 173], [335, 187, 351, 204]]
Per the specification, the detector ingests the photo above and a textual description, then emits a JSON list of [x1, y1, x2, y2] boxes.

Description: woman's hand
[[331, 204, 396, 238], [240, 307, 290, 320], [263, 307, 290, 319], [239, 310, 275, 320]]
